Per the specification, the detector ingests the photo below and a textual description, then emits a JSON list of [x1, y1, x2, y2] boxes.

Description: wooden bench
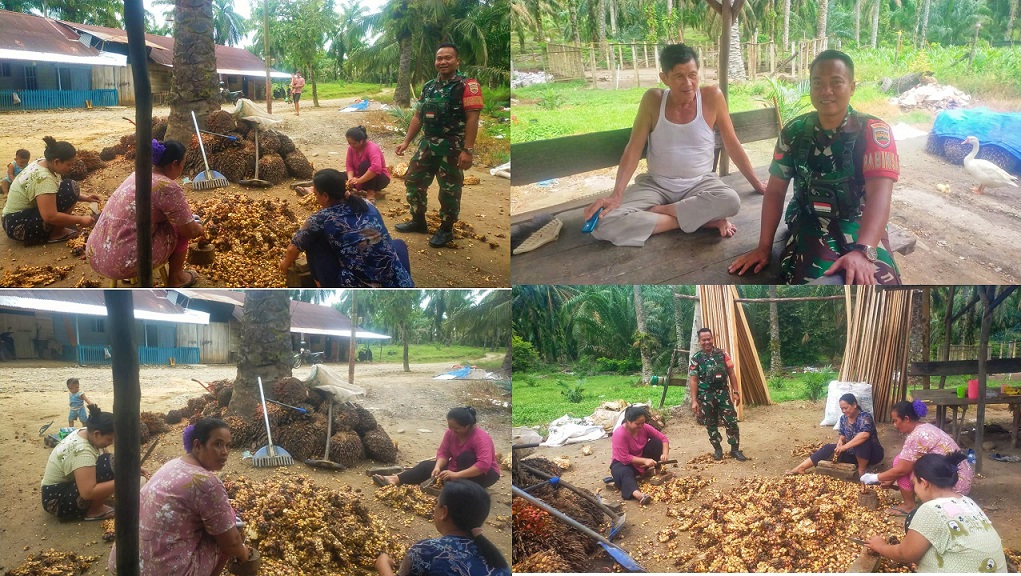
[[510, 107, 916, 284]]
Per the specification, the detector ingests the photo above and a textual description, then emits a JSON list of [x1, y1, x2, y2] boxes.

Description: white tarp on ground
[[511, 70, 554, 88], [541, 414, 606, 446]]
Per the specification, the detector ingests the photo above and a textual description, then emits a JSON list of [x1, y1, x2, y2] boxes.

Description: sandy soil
[[0, 357, 512, 575], [0, 99, 510, 288], [511, 115, 1021, 284], [518, 392, 1021, 573]]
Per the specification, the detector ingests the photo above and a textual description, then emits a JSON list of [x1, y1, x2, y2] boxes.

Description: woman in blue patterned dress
[[374, 480, 509, 576], [279, 168, 413, 287], [786, 393, 884, 476]]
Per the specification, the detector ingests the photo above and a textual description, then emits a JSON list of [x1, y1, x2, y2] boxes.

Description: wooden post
[[976, 286, 994, 474], [718, 0, 731, 176], [922, 287, 931, 389], [348, 291, 357, 384], [126, 0, 153, 287], [606, 43, 614, 89], [938, 286, 956, 389], [770, 41, 776, 74], [632, 44, 640, 86], [106, 290, 141, 576], [643, 43, 649, 67], [654, 45, 660, 76], [590, 42, 599, 86]]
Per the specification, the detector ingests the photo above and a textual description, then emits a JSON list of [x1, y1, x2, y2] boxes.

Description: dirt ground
[[0, 357, 512, 575], [0, 98, 510, 288], [518, 391, 1021, 573], [511, 108, 1021, 284]]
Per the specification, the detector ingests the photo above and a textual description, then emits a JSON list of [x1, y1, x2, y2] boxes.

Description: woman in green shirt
[[1, 136, 100, 245], [40, 405, 118, 521], [865, 451, 1007, 572]]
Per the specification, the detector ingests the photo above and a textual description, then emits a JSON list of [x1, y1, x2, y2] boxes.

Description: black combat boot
[[429, 223, 454, 247], [396, 213, 428, 233], [730, 446, 747, 462], [712, 443, 723, 461]]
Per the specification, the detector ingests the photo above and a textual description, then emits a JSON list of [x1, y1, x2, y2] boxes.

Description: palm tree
[[567, 286, 638, 363], [288, 290, 336, 304], [165, 0, 221, 144], [228, 291, 293, 418], [817, 0, 828, 48], [38, 0, 124, 27], [211, 0, 247, 46], [330, 0, 368, 80], [512, 285, 578, 363], [373, 290, 424, 371], [634, 285, 652, 383], [278, 0, 339, 107], [448, 290, 512, 373]]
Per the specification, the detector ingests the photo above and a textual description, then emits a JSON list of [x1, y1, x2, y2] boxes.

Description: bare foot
[[785, 468, 805, 476], [168, 270, 197, 288], [972, 185, 984, 195], [703, 218, 737, 237]]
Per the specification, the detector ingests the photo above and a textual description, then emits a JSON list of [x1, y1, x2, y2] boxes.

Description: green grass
[[311, 81, 387, 100], [513, 373, 669, 426], [372, 344, 494, 365]]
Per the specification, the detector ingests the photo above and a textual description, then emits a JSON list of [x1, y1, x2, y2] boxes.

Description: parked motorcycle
[[219, 83, 243, 105], [292, 347, 324, 368]]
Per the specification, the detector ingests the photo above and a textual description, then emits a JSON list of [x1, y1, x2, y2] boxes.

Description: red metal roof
[[59, 20, 273, 72], [0, 9, 104, 57], [179, 290, 359, 334]]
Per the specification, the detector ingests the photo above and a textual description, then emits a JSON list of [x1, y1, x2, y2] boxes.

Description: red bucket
[[967, 379, 979, 400]]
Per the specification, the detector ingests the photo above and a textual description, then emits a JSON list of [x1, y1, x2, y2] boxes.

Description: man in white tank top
[[583, 44, 767, 247]]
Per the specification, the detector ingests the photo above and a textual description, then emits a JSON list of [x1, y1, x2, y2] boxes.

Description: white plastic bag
[[821, 381, 874, 428]]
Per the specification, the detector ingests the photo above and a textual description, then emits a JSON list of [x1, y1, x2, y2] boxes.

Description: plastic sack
[[303, 365, 366, 403], [821, 381, 874, 429]]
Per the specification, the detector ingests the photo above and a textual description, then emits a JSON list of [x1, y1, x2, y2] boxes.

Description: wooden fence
[[948, 341, 1019, 361]]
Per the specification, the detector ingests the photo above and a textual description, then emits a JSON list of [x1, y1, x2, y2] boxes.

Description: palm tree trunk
[[634, 286, 652, 383], [402, 325, 410, 372], [782, 0, 790, 47], [610, 0, 617, 36], [228, 291, 293, 418], [395, 34, 413, 107], [569, 0, 581, 45], [769, 286, 782, 377], [166, 0, 222, 144], [921, 0, 932, 48], [728, 15, 747, 81], [502, 341, 512, 374], [817, 0, 828, 49], [913, 0, 922, 47], [854, 0, 862, 45], [1007, 0, 1018, 41], [871, 0, 880, 48]]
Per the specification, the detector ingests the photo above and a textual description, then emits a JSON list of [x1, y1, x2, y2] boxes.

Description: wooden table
[[910, 388, 1021, 447]]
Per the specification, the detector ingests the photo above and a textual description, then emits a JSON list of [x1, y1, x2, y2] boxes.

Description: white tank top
[[647, 88, 716, 190]]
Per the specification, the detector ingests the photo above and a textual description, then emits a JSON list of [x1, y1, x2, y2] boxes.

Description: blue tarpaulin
[[932, 108, 1021, 164], [340, 99, 370, 112]]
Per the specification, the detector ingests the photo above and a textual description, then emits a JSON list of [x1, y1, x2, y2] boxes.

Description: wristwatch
[[852, 243, 878, 262], [464, 148, 475, 155]]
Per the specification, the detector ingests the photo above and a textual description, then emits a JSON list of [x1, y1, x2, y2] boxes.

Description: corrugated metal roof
[[0, 9, 106, 59], [177, 290, 389, 339], [0, 290, 209, 324], [0, 47, 126, 66], [58, 20, 282, 76]]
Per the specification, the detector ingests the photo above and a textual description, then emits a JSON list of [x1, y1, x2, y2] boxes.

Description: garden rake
[[190, 110, 229, 190], [253, 376, 293, 467]]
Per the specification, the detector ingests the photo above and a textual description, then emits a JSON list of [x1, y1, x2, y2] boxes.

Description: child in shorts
[[1, 149, 30, 196], [67, 377, 94, 427]]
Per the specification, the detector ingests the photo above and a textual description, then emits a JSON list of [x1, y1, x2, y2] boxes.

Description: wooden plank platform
[[511, 168, 793, 285]]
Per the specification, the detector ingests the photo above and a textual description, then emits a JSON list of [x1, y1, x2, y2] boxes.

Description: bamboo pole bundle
[[697, 286, 771, 420], [839, 287, 914, 422]]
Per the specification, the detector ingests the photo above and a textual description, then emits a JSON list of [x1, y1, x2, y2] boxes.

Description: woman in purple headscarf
[[87, 140, 205, 287]]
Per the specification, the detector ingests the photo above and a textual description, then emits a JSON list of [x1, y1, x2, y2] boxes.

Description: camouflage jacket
[[416, 72, 484, 155], [688, 348, 735, 391]]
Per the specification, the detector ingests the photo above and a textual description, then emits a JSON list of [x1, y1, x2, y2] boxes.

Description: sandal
[[47, 228, 80, 243], [886, 506, 912, 517], [169, 270, 198, 288], [84, 506, 115, 521], [372, 474, 393, 487], [638, 494, 652, 506]]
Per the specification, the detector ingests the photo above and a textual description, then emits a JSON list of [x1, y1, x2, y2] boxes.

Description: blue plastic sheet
[[931, 108, 1021, 163]]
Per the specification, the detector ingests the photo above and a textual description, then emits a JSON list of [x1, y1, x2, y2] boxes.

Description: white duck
[[962, 135, 1019, 195]]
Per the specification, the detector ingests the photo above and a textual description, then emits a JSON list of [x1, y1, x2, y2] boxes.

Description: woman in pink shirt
[[373, 406, 500, 488], [345, 126, 391, 204], [610, 406, 672, 505]]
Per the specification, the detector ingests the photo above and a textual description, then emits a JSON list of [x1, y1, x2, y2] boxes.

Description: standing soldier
[[689, 327, 747, 461], [395, 43, 483, 248]]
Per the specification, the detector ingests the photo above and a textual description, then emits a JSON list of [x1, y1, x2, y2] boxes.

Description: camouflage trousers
[[780, 217, 901, 285], [696, 387, 739, 449], [404, 146, 463, 225]]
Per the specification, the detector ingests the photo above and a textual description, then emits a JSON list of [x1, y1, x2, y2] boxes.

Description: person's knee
[[716, 187, 741, 216]]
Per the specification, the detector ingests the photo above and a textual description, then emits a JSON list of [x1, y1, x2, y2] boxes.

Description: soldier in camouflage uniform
[[688, 328, 746, 461], [730, 50, 901, 285], [395, 43, 484, 248]]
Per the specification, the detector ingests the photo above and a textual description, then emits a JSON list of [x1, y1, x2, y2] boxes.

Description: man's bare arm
[[712, 88, 767, 194], [583, 89, 659, 220]]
